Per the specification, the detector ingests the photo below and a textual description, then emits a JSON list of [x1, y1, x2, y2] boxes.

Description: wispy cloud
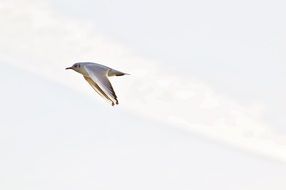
[[1, 0, 286, 162]]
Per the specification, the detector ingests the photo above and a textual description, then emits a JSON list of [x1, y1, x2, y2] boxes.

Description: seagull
[[66, 62, 128, 106]]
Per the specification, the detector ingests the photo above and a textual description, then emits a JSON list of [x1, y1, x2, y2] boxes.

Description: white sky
[[52, 0, 286, 130], [0, 0, 286, 189]]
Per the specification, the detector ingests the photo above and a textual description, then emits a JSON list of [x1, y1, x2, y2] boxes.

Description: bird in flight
[[66, 62, 128, 106]]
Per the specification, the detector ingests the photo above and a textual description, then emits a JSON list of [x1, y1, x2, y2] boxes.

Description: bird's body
[[66, 62, 128, 106]]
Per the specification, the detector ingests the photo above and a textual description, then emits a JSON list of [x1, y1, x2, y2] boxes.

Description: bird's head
[[65, 63, 84, 73]]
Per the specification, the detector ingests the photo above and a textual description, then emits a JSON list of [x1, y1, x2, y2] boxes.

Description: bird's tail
[[108, 69, 130, 77]]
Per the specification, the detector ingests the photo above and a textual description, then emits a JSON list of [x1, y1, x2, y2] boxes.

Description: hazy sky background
[[1, 0, 286, 189], [52, 0, 286, 129]]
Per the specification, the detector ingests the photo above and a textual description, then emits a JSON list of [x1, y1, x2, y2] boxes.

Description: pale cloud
[[1, 0, 286, 162]]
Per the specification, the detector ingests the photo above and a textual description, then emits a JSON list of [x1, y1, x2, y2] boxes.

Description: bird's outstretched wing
[[84, 64, 119, 105], [83, 76, 115, 105]]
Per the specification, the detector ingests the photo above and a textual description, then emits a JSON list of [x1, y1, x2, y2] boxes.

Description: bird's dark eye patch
[[78, 65, 81, 68]]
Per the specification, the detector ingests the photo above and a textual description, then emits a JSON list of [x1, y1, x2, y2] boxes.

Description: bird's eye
[[74, 65, 77, 68]]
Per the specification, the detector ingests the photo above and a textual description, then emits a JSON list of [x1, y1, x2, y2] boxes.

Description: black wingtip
[[111, 100, 119, 107]]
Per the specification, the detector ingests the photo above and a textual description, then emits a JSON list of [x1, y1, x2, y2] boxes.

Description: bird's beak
[[65, 67, 72, 70]]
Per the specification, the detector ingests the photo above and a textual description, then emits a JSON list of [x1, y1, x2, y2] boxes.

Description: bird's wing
[[84, 64, 119, 105], [83, 76, 114, 105]]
